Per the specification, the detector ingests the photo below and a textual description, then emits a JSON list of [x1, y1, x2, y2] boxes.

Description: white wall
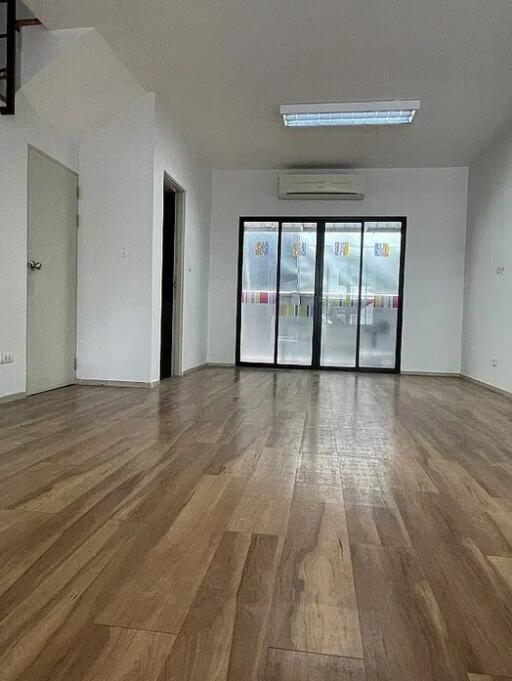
[[462, 124, 512, 392], [0, 22, 212, 391], [77, 94, 156, 384], [0, 93, 78, 399], [78, 93, 212, 384], [20, 26, 89, 86], [2, 26, 151, 399], [208, 168, 468, 373], [1, 24, 212, 397]]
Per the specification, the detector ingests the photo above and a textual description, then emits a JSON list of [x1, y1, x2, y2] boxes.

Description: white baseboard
[[181, 363, 209, 376], [461, 374, 512, 399], [206, 366, 461, 377], [75, 378, 159, 388], [181, 363, 236, 375], [0, 391, 27, 404], [401, 371, 461, 377]]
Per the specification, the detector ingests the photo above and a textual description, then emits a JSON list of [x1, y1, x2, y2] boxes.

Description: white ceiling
[[26, 0, 512, 169]]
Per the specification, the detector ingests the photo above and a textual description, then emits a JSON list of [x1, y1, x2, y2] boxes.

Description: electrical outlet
[[491, 358, 498, 367], [1, 352, 14, 364]]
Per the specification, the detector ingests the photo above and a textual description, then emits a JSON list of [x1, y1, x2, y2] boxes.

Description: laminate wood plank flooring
[[49, 625, 176, 681], [160, 530, 280, 681], [487, 555, 512, 590], [95, 474, 247, 633], [263, 648, 366, 680], [270, 483, 363, 658], [352, 542, 467, 681], [1, 368, 512, 680]]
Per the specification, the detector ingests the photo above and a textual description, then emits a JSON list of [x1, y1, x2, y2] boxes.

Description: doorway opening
[[160, 173, 185, 379], [236, 216, 406, 373], [160, 180, 176, 380]]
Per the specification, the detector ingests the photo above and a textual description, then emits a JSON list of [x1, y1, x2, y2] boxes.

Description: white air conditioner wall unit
[[278, 173, 366, 200]]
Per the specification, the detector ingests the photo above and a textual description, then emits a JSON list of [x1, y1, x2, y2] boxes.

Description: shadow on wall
[[20, 26, 146, 143]]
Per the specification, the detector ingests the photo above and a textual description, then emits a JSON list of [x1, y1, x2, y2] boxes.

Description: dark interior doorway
[[160, 180, 176, 380]]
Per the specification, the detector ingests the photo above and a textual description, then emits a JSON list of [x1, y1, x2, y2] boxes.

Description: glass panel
[[277, 222, 317, 365], [359, 222, 402, 368], [240, 221, 279, 363], [320, 223, 362, 367]]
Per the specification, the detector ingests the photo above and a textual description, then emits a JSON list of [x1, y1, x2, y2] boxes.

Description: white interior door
[[27, 147, 78, 395]]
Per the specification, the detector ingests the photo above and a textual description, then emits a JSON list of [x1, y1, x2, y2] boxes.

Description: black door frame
[[236, 216, 407, 374]]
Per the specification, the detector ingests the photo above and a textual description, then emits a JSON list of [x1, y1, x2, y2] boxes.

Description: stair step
[[16, 18, 42, 28]]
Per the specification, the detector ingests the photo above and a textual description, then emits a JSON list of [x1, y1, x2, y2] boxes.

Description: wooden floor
[[1, 368, 512, 681]]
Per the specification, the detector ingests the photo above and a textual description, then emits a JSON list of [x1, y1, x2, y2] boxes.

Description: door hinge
[[76, 214, 79, 228], [74, 358, 77, 371], [76, 185, 80, 200]]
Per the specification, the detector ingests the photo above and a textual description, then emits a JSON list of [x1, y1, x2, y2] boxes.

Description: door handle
[[28, 260, 42, 270]]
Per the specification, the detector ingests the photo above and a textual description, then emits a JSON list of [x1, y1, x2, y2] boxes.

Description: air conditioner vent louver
[[279, 174, 366, 200]]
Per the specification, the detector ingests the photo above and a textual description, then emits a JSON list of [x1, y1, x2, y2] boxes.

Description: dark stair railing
[[0, 0, 15, 115]]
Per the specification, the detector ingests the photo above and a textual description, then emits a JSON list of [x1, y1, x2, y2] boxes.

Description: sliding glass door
[[320, 223, 362, 368], [238, 221, 279, 363], [277, 223, 317, 365], [359, 222, 403, 369], [236, 217, 406, 372]]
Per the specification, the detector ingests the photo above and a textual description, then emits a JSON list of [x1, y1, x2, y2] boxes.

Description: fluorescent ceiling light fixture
[[280, 100, 420, 127]]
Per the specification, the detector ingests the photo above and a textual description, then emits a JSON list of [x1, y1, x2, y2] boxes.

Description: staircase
[[0, 0, 15, 114], [1, 0, 42, 115]]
